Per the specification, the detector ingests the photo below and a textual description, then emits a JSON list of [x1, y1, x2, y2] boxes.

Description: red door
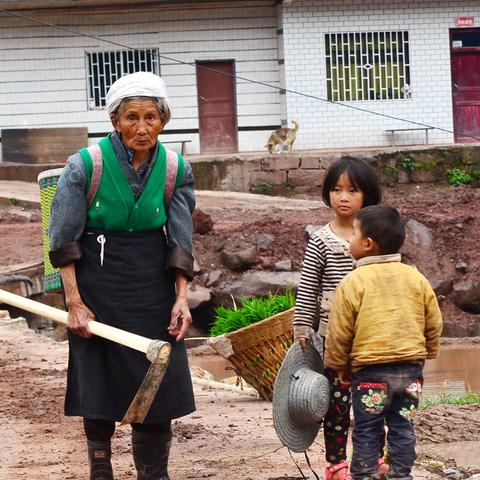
[[451, 29, 480, 142], [196, 60, 238, 154]]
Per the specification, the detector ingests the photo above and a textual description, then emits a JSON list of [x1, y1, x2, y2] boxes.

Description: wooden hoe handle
[[0, 288, 152, 355]]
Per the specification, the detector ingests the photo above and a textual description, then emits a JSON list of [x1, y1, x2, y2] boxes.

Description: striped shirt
[[294, 224, 354, 337]]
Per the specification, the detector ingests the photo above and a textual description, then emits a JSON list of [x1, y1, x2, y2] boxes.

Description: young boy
[[324, 205, 443, 480]]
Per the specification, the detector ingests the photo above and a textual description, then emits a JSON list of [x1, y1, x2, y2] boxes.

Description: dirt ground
[[190, 184, 480, 333], [4, 183, 477, 328], [1, 184, 480, 479], [2, 316, 480, 480]]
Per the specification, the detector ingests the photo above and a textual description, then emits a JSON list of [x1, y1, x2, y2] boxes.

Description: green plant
[[9, 197, 18, 206], [250, 182, 273, 195], [209, 289, 295, 336], [383, 165, 397, 176], [400, 157, 414, 171], [447, 167, 472, 186], [420, 391, 480, 409]]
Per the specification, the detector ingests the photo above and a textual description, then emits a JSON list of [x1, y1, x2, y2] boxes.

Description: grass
[[420, 391, 480, 409], [447, 167, 472, 186], [209, 289, 295, 336]]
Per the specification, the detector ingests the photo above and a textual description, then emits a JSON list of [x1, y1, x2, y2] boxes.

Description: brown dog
[[265, 120, 300, 154]]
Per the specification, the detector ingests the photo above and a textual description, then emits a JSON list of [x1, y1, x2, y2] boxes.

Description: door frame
[[195, 59, 239, 154], [449, 27, 480, 142]]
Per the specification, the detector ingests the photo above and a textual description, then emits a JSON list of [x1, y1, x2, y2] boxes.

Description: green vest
[[79, 136, 184, 232]]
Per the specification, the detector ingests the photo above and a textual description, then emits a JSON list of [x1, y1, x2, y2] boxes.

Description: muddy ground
[[1, 316, 480, 480], [1, 183, 480, 479]]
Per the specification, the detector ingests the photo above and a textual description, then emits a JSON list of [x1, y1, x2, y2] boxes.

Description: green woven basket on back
[[38, 168, 64, 293]]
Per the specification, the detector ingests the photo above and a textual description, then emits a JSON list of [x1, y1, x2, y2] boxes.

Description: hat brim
[[272, 342, 329, 453]]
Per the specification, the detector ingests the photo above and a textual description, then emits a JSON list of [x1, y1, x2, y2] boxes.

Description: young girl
[[293, 156, 384, 480]]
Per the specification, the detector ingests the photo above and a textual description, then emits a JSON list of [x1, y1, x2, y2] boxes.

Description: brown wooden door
[[196, 60, 238, 154], [451, 29, 480, 142]]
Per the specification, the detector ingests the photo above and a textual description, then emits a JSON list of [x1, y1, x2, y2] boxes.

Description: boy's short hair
[[322, 156, 382, 208], [356, 205, 406, 255]]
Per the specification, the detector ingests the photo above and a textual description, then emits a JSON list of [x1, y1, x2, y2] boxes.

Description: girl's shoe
[[325, 460, 351, 480]]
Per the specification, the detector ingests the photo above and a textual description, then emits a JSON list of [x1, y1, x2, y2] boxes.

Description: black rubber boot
[[132, 430, 172, 480], [87, 440, 114, 480]]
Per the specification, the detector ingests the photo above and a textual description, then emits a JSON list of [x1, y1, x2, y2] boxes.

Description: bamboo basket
[[208, 307, 294, 401]]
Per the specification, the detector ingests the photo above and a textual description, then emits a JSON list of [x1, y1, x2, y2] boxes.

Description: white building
[[282, 0, 480, 149], [0, 0, 479, 155]]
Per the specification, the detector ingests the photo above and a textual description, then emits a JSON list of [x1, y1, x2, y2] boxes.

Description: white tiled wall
[[282, 0, 480, 149], [0, 1, 281, 155]]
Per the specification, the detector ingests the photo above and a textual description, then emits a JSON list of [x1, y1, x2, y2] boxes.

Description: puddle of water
[[424, 345, 480, 395], [190, 344, 480, 396], [189, 355, 235, 380]]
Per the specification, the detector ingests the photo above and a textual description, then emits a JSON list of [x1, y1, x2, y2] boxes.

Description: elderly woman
[[49, 72, 195, 480]]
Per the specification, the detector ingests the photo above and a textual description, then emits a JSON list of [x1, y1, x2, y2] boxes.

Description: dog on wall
[[265, 120, 300, 154]]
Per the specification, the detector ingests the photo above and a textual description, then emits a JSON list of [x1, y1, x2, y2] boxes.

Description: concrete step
[[0, 162, 64, 183], [0, 180, 41, 208]]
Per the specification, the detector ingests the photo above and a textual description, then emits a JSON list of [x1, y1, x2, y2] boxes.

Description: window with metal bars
[[86, 49, 160, 109], [325, 31, 411, 102]]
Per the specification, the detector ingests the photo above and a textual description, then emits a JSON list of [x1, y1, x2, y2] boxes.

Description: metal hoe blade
[[120, 340, 172, 425]]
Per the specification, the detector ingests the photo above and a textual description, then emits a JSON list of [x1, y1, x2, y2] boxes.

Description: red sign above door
[[455, 17, 475, 28]]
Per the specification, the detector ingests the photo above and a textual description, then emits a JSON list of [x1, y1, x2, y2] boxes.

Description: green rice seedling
[[210, 288, 295, 336]]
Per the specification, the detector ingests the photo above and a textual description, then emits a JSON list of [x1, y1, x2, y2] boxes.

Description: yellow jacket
[[324, 254, 443, 372]]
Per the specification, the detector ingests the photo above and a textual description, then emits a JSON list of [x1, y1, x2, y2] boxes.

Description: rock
[[430, 278, 453, 297], [443, 468, 462, 480], [218, 271, 301, 299], [256, 233, 274, 251], [274, 259, 292, 271], [0, 316, 27, 327], [205, 270, 223, 288], [452, 280, 480, 313], [401, 219, 455, 287], [455, 261, 468, 274], [187, 285, 212, 310], [259, 256, 275, 269], [220, 246, 257, 271], [186, 325, 208, 341], [190, 366, 214, 381], [193, 257, 202, 274], [442, 320, 480, 337], [405, 219, 433, 249], [193, 208, 214, 235]]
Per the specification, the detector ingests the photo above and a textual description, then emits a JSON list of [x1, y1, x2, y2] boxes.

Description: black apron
[[65, 229, 195, 423]]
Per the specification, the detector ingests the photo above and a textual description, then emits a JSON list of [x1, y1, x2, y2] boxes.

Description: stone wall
[[190, 145, 480, 194]]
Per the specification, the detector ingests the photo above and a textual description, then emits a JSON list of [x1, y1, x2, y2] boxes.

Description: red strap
[[86, 144, 103, 208], [164, 148, 178, 209], [86, 144, 176, 210]]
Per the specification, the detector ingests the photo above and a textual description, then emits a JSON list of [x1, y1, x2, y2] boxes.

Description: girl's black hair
[[321, 156, 382, 207]]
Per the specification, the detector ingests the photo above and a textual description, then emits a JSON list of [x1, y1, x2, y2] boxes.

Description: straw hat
[[272, 342, 330, 453]]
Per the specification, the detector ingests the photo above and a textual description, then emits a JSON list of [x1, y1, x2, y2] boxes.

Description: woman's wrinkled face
[[110, 99, 164, 152]]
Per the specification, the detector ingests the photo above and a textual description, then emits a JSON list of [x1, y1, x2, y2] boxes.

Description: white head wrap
[[105, 72, 172, 117]]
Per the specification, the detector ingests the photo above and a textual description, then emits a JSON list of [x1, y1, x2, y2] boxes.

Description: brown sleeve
[[166, 245, 194, 281], [49, 241, 82, 268]]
